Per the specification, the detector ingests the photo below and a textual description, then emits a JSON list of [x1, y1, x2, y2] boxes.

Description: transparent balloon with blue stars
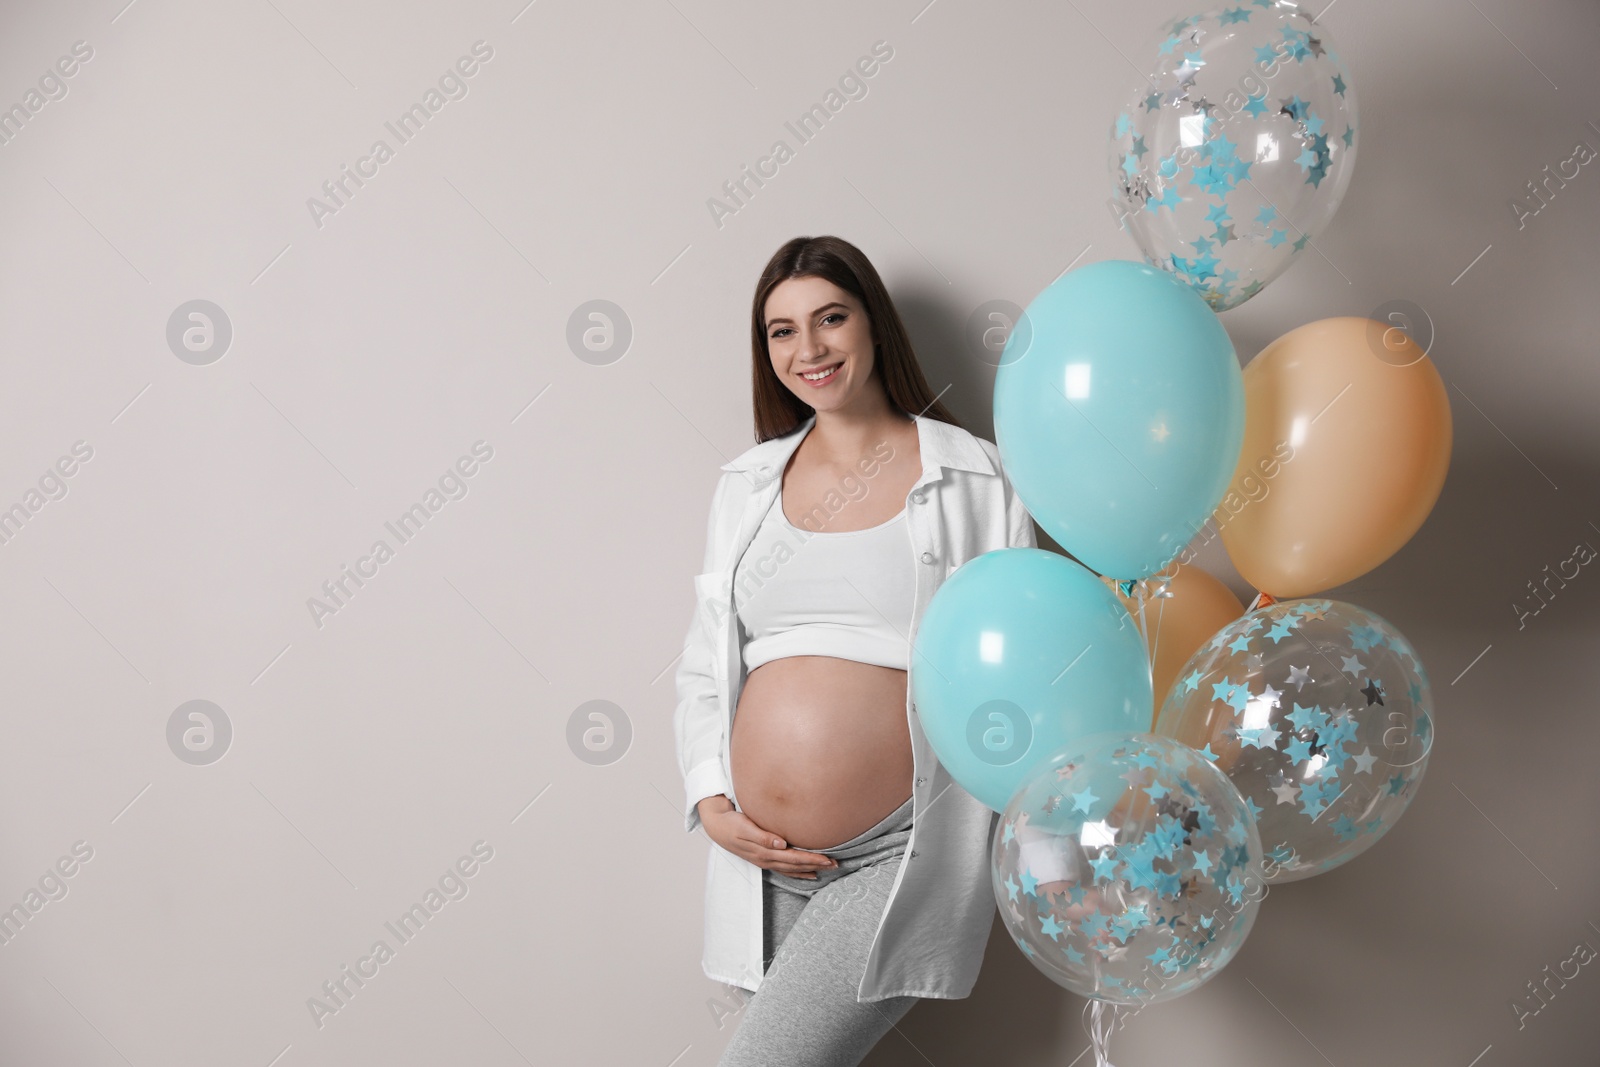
[[1154, 598, 1433, 882], [992, 732, 1266, 1006], [1108, 1, 1358, 310]]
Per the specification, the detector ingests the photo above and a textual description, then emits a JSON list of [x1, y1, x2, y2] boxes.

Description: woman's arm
[[672, 475, 837, 877], [675, 475, 735, 835]]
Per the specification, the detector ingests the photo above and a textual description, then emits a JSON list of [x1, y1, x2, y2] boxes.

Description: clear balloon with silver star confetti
[[1108, 1, 1358, 310], [992, 732, 1266, 1007], [1154, 598, 1432, 882]]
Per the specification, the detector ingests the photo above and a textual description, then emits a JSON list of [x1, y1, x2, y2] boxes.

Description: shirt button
[[911, 489, 926, 504], [915, 777, 926, 785], [919, 551, 936, 564], [909, 850, 919, 859]]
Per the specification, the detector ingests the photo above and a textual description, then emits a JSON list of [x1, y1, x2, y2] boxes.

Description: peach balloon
[[1217, 317, 1452, 598], [1106, 564, 1246, 729]]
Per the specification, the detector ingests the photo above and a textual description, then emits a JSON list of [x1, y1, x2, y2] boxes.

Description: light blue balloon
[[994, 259, 1245, 580], [911, 547, 1151, 813]]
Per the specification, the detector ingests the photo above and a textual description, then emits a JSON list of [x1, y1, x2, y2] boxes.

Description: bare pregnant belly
[[729, 656, 915, 851]]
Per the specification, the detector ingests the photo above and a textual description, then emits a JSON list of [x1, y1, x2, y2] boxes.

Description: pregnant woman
[[674, 235, 1037, 1066]]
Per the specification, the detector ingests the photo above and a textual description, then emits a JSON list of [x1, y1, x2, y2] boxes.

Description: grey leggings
[[717, 796, 919, 1067]]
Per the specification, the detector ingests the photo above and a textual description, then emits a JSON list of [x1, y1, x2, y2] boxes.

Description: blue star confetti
[[991, 734, 1267, 1007], [1107, 3, 1359, 310], [1152, 598, 1434, 882]]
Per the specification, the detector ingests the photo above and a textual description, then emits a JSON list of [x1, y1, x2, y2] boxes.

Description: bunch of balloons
[[910, 3, 1453, 1057]]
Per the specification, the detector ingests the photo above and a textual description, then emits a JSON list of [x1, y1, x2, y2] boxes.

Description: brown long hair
[[749, 235, 962, 443]]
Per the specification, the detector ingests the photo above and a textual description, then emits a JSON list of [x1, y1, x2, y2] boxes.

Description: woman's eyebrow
[[766, 302, 849, 328]]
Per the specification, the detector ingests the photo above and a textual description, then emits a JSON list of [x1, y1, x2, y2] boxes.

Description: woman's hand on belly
[[697, 796, 838, 878]]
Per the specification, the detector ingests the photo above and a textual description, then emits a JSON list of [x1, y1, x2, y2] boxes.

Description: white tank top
[[733, 490, 915, 672]]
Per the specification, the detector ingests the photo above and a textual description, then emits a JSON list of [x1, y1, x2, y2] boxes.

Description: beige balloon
[[1217, 317, 1452, 598], [1105, 564, 1246, 730]]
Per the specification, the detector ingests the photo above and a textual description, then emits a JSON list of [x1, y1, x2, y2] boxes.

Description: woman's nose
[[798, 331, 826, 361]]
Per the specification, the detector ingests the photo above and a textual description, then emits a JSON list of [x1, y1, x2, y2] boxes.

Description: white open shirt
[[674, 412, 1037, 1002]]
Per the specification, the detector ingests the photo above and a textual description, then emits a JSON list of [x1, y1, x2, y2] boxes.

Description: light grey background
[[0, 0, 1595, 1064]]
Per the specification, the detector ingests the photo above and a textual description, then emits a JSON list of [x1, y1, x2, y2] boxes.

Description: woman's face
[[763, 275, 879, 415]]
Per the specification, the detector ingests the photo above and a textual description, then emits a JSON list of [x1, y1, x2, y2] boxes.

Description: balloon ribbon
[[1082, 998, 1122, 1066]]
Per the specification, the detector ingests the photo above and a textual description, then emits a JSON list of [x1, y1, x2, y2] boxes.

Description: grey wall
[[0, 0, 1595, 1064]]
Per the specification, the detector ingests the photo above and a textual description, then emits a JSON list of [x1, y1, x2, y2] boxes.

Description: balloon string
[[1147, 580, 1165, 688], [1082, 999, 1121, 1066], [1134, 582, 1153, 697]]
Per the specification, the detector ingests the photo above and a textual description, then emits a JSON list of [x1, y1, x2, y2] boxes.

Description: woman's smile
[[799, 361, 843, 386]]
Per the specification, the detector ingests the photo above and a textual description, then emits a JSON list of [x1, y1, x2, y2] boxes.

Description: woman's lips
[[800, 362, 842, 387]]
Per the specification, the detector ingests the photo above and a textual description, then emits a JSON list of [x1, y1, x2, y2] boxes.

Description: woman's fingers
[[729, 811, 788, 851], [751, 845, 837, 875], [722, 815, 839, 874]]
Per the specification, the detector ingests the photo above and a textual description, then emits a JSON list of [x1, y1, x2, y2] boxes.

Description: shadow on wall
[[895, 285, 1007, 438], [895, 274, 1600, 645], [852, 296, 1599, 1067]]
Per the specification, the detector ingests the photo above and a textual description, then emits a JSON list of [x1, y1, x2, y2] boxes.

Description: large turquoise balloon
[[911, 547, 1151, 813], [994, 259, 1245, 580]]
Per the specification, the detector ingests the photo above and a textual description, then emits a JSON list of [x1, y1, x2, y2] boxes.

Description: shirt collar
[[719, 413, 994, 484]]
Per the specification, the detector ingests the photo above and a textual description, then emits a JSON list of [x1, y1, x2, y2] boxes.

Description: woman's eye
[[822, 313, 845, 325]]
